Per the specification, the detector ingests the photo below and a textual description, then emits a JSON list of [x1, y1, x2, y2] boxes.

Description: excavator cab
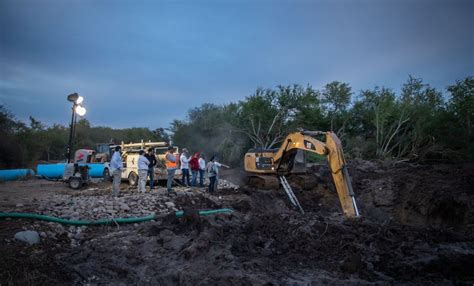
[[244, 130, 360, 218]]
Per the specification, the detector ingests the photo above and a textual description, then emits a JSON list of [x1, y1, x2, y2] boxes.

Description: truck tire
[[103, 168, 112, 182], [128, 172, 138, 186], [68, 177, 82, 190]]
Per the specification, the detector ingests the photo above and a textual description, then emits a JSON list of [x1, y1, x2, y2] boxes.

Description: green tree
[[321, 81, 352, 136], [0, 105, 24, 168], [399, 76, 445, 160], [350, 87, 399, 158], [446, 77, 474, 158]]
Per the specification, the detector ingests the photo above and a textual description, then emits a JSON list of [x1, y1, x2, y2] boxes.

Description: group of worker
[[109, 145, 229, 196], [163, 146, 229, 194]]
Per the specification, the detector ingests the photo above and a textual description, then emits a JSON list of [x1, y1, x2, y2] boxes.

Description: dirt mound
[[347, 160, 474, 228], [229, 210, 474, 283], [306, 160, 473, 227]]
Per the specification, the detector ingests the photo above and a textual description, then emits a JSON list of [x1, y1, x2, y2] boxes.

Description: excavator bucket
[[325, 132, 360, 218]]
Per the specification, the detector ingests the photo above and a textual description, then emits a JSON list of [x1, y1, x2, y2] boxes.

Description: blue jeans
[[208, 176, 216, 193], [199, 169, 205, 186], [167, 168, 176, 191], [191, 170, 198, 186], [182, 168, 190, 186], [148, 167, 154, 189]]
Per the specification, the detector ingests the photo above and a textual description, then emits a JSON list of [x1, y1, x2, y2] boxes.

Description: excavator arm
[[273, 131, 360, 218]]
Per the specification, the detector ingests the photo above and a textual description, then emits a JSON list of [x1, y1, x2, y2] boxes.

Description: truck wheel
[[103, 168, 112, 182], [69, 177, 82, 190], [128, 172, 138, 186]]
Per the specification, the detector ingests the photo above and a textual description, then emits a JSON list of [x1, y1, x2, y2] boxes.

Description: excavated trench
[[1, 160, 473, 285]]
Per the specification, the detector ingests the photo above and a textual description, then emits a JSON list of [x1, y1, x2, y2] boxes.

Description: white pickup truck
[[120, 143, 182, 186]]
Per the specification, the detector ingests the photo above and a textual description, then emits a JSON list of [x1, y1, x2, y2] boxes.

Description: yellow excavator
[[244, 130, 360, 218]]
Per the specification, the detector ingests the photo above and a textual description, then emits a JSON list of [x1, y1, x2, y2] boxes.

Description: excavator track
[[246, 175, 280, 189]]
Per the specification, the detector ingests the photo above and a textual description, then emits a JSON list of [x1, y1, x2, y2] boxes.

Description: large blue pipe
[[86, 163, 106, 177], [0, 169, 35, 181], [36, 164, 65, 178], [37, 163, 106, 179]]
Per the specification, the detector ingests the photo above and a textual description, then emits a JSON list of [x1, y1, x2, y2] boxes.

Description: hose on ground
[[0, 208, 233, 226]]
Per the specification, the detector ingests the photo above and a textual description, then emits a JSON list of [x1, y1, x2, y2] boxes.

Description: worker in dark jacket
[[189, 152, 200, 186], [145, 148, 157, 190]]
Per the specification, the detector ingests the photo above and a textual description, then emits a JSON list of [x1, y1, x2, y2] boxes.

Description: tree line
[[171, 76, 473, 165], [0, 109, 169, 168], [0, 76, 472, 169]]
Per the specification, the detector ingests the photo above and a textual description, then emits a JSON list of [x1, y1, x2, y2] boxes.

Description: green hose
[[0, 208, 233, 226]]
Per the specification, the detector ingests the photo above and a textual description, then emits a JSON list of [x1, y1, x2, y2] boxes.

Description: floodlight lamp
[[67, 93, 79, 102], [76, 96, 84, 104], [75, 105, 87, 116]]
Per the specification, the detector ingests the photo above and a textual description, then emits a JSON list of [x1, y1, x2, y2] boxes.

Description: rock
[[40, 232, 47, 238], [165, 202, 175, 208], [119, 203, 130, 211], [159, 229, 174, 238], [14, 231, 40, 245], [15, 203, 24, 208], [74, 232, 85, 240], [176, 191, 187, 197], [47, 231, 57, 240], [217, 179, 239, 190], [54, 224, 65, 235]]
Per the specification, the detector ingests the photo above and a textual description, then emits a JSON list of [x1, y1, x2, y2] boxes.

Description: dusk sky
[[0, 0, 472, 129]]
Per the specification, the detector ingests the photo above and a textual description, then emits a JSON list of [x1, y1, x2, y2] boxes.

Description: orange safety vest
[[165, 152, 178, 169]]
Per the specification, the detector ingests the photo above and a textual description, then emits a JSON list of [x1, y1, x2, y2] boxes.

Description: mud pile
[[347, 160, 474, 228], [1, 161, 473, 285]]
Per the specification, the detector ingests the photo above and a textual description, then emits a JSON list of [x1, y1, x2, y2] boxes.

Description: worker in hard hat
[[165, 146, 178, 193]]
